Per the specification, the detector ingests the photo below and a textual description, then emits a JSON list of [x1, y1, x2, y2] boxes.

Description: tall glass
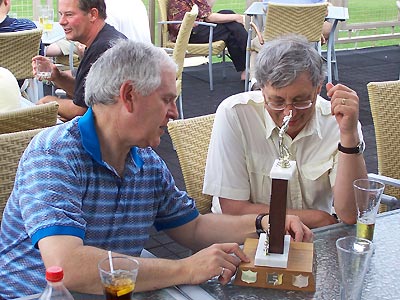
[[39, 6, 54, 32], [336, 236, 374, 300], [353, 179, 385, 241]]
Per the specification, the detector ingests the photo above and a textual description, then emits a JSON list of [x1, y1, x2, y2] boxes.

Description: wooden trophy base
[[234, 238, 315, 292]]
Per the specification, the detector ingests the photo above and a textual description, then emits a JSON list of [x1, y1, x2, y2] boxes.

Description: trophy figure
[[234, 110, 315, 292], [277, 110, 292, 168]]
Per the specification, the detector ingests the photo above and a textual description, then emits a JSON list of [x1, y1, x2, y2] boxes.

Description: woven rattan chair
[[170, 5, 198, 119], [0, 29, 42, 80], [0, 29, 43, 102], [246, 2, 328, 90], [167, 114, 215, 214], [0, 128, 43, 223], [157, 0, 226, 91], [367, 80, 400, 212], [0, 102, 59, 134]]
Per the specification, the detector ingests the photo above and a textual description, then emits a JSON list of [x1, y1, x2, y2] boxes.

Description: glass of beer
[[353, 178, 385, 241], [98, 256, 139, 300], [39, 6, 54, 32]]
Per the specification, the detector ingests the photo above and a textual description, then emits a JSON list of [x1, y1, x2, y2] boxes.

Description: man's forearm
[[56, 99, 88, 121], [205, 12, 242, 24], [334, 152, 367, 224], [187, 214, 259, 251], [219, 198, 336, 229]]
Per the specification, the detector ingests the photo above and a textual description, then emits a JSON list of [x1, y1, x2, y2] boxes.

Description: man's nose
[[168, 100, 179, 120]]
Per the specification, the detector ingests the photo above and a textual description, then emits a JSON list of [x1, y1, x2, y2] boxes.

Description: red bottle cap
[[45, 266, 64, 282]]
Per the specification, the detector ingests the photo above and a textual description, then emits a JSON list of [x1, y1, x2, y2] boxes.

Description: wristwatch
[[255, 213, 269, 237], [338, 140, 365, 155]]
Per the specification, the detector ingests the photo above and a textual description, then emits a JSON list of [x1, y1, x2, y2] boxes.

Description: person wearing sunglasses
[[203, 34, 367, 229]]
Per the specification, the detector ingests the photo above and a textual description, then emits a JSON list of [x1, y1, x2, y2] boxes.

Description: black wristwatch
[[338, 140, 365, 155], [255, 213, 269, 237]]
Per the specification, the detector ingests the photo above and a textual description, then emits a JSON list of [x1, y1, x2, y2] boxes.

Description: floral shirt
[[168, 0, 211, 41]]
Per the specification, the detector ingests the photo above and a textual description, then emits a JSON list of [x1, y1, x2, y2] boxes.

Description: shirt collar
[[78, 107, 143, 169]]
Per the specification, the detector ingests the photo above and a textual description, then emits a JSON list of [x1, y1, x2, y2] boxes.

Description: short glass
[[98, 256, 139, 300]]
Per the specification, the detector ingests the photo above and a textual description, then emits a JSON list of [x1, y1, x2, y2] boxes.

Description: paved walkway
[[145, 45, 400, 259]]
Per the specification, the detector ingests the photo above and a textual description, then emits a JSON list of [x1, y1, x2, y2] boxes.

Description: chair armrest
[[194, 21, 217, 27], [368, 173, 400, 210], [159, 20, 217, 28], [158, 20, 184, 25], [250, 21, 264, 45], [368, 173, 400, 188]]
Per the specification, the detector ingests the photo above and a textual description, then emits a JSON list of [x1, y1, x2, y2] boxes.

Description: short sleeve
[[203, 101, 251, 200]]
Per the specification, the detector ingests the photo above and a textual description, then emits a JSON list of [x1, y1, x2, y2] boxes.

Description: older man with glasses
[[203, 34, 367, 229]]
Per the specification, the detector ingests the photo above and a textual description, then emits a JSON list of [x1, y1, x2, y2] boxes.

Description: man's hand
[[326, 82, 360, 140], [284, 215, 314, 242], [181, 243, 249, 285], [32, 55, 60, 82]]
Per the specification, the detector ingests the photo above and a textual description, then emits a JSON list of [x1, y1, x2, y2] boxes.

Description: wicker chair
[[167, 114, 215, 214], [157, 0, 226, 91], [0, 128, 43, 223], [0, 29, 42, 80], [0, 29, 43, 102], [0, 102, 59, 134], [367, 80, 400, 212], [246, 2, 328, 90], [169, 5, 198, 119]]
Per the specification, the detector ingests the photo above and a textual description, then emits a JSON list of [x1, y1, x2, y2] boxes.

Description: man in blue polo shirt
[[0, 40, 312, 299]]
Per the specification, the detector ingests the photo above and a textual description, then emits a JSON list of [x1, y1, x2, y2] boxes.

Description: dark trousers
[[189, 10, 247, 72]]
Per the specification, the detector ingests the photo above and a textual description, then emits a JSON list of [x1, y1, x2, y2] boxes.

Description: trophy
[[234, 110, 315, 291]]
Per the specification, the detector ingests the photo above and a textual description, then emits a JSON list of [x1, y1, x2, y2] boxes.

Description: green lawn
[[10, 0, 400, 49]]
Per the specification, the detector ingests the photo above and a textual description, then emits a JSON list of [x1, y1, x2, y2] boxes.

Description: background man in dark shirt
[[33, 0, 126, 121]]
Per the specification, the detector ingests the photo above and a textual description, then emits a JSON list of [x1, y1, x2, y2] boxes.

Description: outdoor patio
[[144, 45, 400, 259]]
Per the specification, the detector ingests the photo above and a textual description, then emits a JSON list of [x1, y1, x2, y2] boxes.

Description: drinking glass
[[36, 58, 53, 80], [336, 236, 374, 300], [39, 6, 54, 31], [98, 256, 139, 300], [353, 178, 385, 241]]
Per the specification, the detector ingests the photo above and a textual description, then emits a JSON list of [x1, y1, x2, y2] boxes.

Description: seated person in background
[[203, 34, 367, 229], [248, 0, 332, 87], [32, 0, 126, 121], [105, 0, 151, 43], [45, 0, 151, 60], [45, 39, 85, 62], [0, 0, 44, 55], [0, 67, 22, 112], [168, 0, 248, 80], [0, 40, 312, 299]]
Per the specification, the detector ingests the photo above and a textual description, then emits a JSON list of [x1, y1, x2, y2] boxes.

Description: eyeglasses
[[265, 100, 314, 111]]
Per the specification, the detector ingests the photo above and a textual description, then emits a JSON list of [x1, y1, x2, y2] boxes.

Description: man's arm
[[219, 197, 338, 229], [37, 96, 87, 121], [166, 213, 313, 251], [327, 83, 368, 225], [39, 236, 245, 293], [38, 214, 312, 294], [205, 12, 244, 24]]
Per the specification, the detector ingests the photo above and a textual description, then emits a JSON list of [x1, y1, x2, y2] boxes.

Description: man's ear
[[120, 81, 135, 113], [89, 7, 99, 22], [317, 83, 323, 95]]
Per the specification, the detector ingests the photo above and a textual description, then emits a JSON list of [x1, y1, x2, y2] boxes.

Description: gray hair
[[85, 39, 176, 106], [255, 34, 326, 89]]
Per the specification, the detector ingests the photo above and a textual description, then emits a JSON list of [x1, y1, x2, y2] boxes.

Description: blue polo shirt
[[0, 108, 199, 299]]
